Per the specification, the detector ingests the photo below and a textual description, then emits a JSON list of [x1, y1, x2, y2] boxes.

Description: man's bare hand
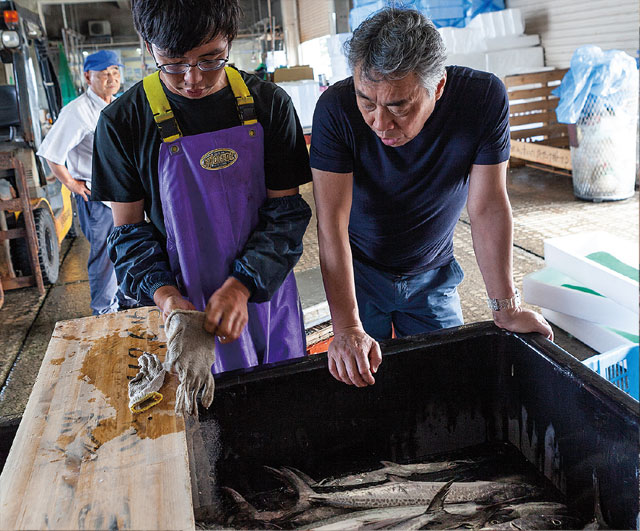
[[153, 285, 196, 321], [493, 307, 554, 340], [328, 326, 382, 387], [204, 277, 250, 343], [68, 179, 91, 201]]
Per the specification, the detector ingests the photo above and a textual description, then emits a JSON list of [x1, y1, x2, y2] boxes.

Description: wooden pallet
[[0, 308, 195, 530], [504, 69, 572, 175]]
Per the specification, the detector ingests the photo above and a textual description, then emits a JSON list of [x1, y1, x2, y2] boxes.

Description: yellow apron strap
[[143, 71, 183, 143], [225, 66, 258, 125]]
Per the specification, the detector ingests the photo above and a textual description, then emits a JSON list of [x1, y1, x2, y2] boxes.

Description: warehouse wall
[[507, 0, 639, 68], [297, 0, 332, 42]]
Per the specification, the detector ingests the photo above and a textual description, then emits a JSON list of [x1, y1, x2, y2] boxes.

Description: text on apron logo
[[200, 148, 238, 170]]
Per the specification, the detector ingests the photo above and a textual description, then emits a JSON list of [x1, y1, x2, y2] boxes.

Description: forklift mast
[[1, 1, 62, 130], [0, 1, 75, 303]]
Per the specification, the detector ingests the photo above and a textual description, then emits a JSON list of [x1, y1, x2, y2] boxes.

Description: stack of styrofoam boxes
[[347, 3, 543, 79], [523, 232, 639, 353], [442, 8, 544, 78]]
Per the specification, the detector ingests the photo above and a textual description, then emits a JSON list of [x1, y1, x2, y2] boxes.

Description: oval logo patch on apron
[[200, 148, 238, 170]]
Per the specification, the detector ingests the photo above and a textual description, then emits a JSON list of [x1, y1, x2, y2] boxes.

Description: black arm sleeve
[[107, 222, 175, 305], [231, 194, 312, 303]]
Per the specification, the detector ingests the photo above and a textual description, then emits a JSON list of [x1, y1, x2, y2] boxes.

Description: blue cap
[[83, 50, 123, 72]]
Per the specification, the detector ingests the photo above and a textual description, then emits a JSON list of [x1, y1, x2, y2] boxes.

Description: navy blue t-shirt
[[310, 65, 510, 275]]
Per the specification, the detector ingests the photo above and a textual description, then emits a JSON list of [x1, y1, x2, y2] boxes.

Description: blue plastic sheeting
[[553, 45, 638, 124], [470, 0, 505, 18], [349, 0, 478, 30], [349, 0, 418, 32], [352, 0, 384, 7], [420, 0, 470, 28]]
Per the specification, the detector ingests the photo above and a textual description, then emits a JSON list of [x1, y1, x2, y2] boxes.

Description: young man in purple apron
[[91, 0, 311, 376]]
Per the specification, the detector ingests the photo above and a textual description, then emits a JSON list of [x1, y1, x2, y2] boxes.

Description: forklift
[[0, 1, 76, 307]]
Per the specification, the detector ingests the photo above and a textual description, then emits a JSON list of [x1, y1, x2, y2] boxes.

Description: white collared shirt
[[36, 87, 108, 184]]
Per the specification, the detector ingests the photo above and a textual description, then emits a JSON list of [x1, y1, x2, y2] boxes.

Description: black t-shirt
[[310, 65, 510, 275], [91, 69, 312, 237]]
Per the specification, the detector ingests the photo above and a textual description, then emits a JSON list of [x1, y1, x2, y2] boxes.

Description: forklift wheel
[[34, 208, 60, 284], [10, 209, 60, 285]]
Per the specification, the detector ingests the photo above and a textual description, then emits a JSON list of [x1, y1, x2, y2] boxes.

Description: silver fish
[[285, 505, 352, 528], [221, 486, 305, 524], [369, 479, 498, 530], [309, 506, 433, 530], [481, 514, 583, 530], [316, 460, 474, 488], [486, 501, 570, 526], [278, 467, 540, 510]]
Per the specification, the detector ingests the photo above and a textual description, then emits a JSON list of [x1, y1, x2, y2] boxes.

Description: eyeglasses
[[155, 57, 228, 75]]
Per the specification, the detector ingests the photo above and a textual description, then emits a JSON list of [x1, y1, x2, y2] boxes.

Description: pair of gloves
[[128, 310, 216, 416]]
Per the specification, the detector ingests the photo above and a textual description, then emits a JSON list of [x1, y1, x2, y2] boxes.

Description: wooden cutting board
[[0, 307, 194, 530]]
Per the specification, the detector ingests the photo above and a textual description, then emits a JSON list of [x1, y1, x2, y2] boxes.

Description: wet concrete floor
[[0, 166, 638, 421]]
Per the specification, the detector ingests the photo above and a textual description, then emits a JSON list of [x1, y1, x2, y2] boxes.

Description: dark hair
[[132, 0, 241, 56], [346, 8, 447, 95]]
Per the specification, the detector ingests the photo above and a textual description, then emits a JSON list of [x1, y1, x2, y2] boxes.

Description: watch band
[[487, 288, 521, 311]]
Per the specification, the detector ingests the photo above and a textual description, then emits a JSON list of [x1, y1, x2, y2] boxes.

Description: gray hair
[[346, 8, 447, 96]]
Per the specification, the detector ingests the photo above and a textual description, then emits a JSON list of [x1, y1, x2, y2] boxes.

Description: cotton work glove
[[164, 309, 216, 416], [128, 352, 166, 413]]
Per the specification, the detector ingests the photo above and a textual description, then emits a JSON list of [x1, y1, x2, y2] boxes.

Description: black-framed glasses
[[155, 57, 229, 75]]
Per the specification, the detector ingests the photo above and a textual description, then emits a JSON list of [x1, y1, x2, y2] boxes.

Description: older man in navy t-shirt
[[310, 7, 553, 388]]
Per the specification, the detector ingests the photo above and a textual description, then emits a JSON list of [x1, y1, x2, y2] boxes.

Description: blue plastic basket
[[582, 345, 639, 400]]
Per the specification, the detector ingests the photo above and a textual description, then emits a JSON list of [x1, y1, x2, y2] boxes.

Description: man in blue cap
[[37, 50, 135, 314]]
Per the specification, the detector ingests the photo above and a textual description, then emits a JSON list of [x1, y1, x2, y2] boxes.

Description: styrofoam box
[[523, 267, 638, 333], [484, 34, 540, 52], [542, 309, 638, 354], [544, 232, 639, 313], [439, 27, 485, 55], [483, 46, 544, 78], [467, 8, 524, 38], [446, 52, 486, 71]]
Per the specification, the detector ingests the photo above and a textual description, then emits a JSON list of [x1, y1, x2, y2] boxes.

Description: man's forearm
[[469, 202, 516, 300], [47, 160, 89, 199], [317, 226, 362, 332], [107, 222, 175, 305], [47, 161, 77, 189]]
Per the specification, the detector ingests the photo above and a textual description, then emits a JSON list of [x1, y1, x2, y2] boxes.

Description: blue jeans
[[353, 257, 465, 341], [75, 195, 136, 315]]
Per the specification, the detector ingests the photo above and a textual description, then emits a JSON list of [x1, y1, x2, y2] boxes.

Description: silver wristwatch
[[487, 288, 521, 311]]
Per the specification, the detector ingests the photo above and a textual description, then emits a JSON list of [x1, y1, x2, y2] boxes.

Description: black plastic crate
[[204, 322, 639, 529]]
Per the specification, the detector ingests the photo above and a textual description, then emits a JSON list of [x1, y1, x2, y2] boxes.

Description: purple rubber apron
[[143, 68, 306, 373]]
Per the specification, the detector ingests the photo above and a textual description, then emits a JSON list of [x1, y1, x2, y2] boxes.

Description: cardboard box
[[273, 65, 314, 83]]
